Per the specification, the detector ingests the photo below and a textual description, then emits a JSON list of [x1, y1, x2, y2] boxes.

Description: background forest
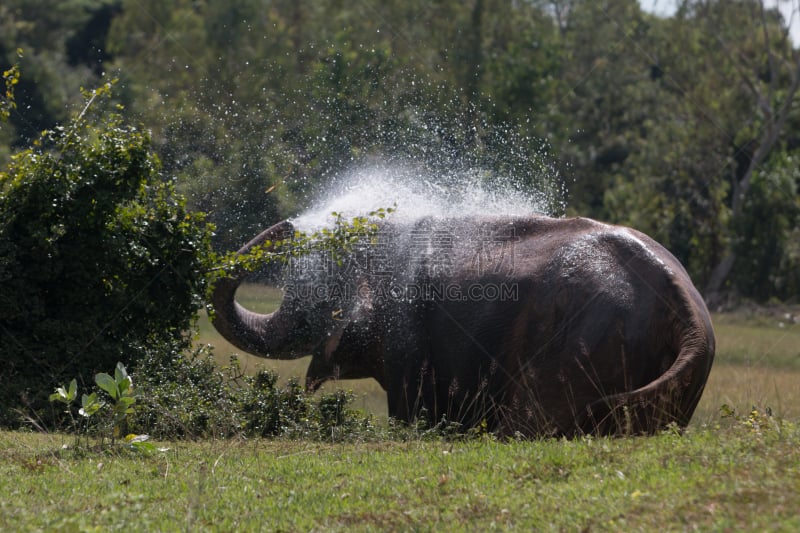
[[2, 0, 799, 304]]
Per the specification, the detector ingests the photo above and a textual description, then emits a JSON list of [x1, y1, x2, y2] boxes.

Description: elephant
[[210, 215, 715, 437]]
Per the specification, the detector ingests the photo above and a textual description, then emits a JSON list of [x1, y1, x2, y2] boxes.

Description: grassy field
[[2, 422, 799, 531], [2, 286, 799, 531], [695, 310, 800, 423]]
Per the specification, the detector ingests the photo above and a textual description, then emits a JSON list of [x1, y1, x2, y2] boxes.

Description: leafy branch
[[1, 49, 22, 123], [208, 206, 396, 281]]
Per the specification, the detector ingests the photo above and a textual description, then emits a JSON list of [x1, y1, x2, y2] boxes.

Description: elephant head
[[210, 219, 386, 390]]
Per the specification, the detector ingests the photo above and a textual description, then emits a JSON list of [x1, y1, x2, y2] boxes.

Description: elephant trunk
[[210, 220, 310, 359]]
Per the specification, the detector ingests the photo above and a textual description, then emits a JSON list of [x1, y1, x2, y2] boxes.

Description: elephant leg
[[385, 353, 427, 423], [383, 311, 433, 424]]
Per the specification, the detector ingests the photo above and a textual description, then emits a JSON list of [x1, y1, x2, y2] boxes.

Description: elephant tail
[[583, 282, 716, 436]]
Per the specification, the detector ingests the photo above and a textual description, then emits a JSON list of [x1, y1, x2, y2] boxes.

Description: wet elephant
[[210, 215, 715, 437]]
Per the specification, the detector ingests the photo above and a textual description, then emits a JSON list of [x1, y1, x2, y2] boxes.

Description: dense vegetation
[[0, 81, 382, 427], [2, 0, 798, 303], [0, 85, 215, 426]]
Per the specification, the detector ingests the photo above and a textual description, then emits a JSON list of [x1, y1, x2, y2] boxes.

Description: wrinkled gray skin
[[210, 216, 715, 437]]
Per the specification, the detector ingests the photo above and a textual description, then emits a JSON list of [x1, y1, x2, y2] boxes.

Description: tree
[[610, 0, 800, 301], [579, 0, 800, 301], [2, 0, 796, 302], [0, 0, 107, 147], [696, 0, 800, 300], [538, 0, 656, 217], [0, 85, 215, 426]]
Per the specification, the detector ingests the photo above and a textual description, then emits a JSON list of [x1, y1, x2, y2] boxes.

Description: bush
[[235, 370, 379, 441], [130, 348, 243, 440], [237, 370, 312, 438], [2, 81, 383, 438], [0, 86, 215, 426], [132, 358, 376, 442]]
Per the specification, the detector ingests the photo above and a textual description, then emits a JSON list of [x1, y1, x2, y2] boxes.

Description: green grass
[[2, 421, 799, 531], [693, 312, 800, 424], [712, 311, 800, 369]]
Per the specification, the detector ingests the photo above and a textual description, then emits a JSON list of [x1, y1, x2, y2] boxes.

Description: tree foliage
[[1, 0, 799, 306], [0, 85, 215, 426]]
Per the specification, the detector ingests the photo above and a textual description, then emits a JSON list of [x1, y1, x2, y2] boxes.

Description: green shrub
[[1, 78, 385, 438], [131, 356, 376, 442], [237, 370, 312, 438], [313, 389, 379, 441], [236, 370, 380, 441], [130, 348, 243, 439], [0, 85, 215, 426]]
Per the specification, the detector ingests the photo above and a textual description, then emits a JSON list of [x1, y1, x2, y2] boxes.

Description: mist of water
[[153, 55, 567, 242], [293, 158, 562, 232]]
